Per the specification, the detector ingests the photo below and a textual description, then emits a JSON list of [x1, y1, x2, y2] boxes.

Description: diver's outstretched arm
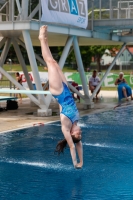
[[61, 124, 77, 167], [75, 141, 83, 168]]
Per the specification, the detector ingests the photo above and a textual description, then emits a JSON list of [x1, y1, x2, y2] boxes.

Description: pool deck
[[0, 90, 132, 133]]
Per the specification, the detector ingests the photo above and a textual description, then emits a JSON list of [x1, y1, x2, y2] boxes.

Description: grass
[[101, 86, 117, 91], [3, 64, 76, 73], [3, 64, 132, 74]]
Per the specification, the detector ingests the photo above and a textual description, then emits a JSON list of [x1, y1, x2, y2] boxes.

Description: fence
[[0, 72, 26, 98], [120, 61, 133, 71]]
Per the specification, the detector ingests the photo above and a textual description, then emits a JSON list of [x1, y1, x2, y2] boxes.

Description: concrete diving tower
[[0, 0, 132, 113]]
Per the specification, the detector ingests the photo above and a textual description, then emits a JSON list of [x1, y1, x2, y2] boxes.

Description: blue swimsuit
[[52, 82, 79, 124]]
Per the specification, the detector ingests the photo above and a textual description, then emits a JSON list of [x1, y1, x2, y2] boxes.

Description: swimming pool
[[0, 106, 133, 199]]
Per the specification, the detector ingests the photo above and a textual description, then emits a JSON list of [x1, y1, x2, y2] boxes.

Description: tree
[[80, 46, 92, 69], [58, 46, 92, 70], [90, 45, 122, 71]]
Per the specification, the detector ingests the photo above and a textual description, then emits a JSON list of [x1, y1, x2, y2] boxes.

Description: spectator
[[89, 70, 101, 99], [71, 81, 80, 102], [115, 72, 133, 102]]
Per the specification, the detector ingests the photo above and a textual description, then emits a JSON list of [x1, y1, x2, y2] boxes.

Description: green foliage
[[58, 45, 122, 71], [58, 46, 92, 69], [80, 46, 92, 67], [88, 7, 109, 20]]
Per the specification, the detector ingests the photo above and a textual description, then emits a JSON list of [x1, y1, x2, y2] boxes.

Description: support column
[[39, 0, 41, 22], [73, 36, 93, 108], [12, 39, 34, 91], [22, 30, 48, 109], [0, 38, 7, 49], [0, 38, 11, 66], [73, 37, 91, 97], [9, 0, 14, 21], [6, 1, 9, 21], [58, 36, 84, 100], [21, 0, 29, 19], [58, 36, 74, 69], [91, 43, 127, 100]]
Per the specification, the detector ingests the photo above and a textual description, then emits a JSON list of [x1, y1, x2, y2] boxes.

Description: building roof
[[127, 47, 133, 55]]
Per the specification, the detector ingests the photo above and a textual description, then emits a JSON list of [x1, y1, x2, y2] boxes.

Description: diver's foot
[[38, 25, 47, 41], [126, 98, 129, 101]]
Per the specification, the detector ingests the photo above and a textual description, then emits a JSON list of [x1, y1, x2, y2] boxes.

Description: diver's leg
[[96, 87, 101, 99], [39, 26, 62, 95], [126, 85, 133, 100], [56, 66, 68, 85]]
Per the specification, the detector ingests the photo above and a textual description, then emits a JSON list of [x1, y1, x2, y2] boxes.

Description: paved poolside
[[0, 90, 132, 133]]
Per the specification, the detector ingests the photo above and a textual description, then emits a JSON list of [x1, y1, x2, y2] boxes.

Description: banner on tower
[[41, 0, 88, 29]]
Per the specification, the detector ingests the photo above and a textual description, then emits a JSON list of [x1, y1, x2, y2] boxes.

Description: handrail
[[88, 0, 133, 20]]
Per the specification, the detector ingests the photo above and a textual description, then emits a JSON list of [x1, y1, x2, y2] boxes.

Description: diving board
[[0, 96, 17, 101], [0, 89, 51, 95]]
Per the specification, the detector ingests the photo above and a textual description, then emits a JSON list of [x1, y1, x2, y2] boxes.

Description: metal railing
[[0, 76, 15, 97], [88, 0, 133, 20], [89, 0, 133, 20], [0, 0, 41, 22], [0, 72, 24, 98]]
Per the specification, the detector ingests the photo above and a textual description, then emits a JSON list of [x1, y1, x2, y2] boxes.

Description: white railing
[[0, 0, 41, 22]]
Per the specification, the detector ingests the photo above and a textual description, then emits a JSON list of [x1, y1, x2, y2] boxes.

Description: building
[[101, 47, 133, 66]]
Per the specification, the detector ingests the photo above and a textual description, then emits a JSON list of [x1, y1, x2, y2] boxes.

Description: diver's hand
[[75, 162, 83, 169]]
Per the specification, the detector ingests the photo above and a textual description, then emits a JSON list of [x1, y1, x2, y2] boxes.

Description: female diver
[[39, 26, 83, 169]]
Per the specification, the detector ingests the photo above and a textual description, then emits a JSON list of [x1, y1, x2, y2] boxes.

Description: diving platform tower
[[0, 0, 133, 114]]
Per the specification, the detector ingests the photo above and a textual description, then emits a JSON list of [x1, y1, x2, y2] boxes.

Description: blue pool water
[[0, 106, 133, 199]]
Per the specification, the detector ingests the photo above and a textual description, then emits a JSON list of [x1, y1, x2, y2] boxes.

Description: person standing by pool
[[15, 72, 22, 103], [39, 25, 83, 169]]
